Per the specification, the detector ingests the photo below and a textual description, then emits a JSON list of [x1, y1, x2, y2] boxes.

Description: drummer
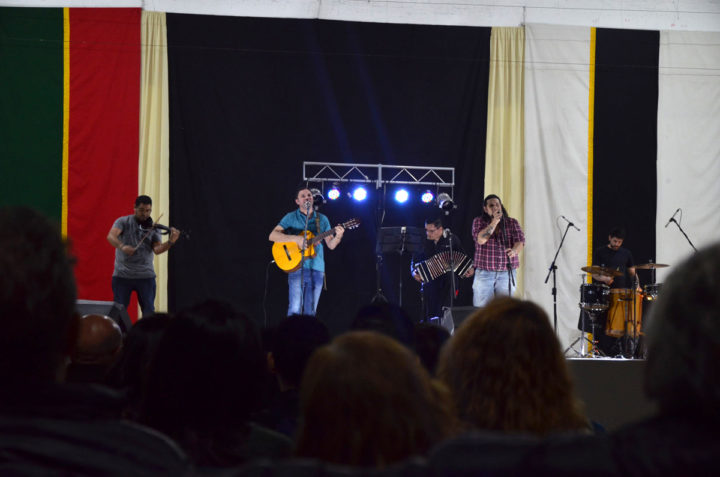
[[589, 228, 638, 356], [592, 228, 637, 289]]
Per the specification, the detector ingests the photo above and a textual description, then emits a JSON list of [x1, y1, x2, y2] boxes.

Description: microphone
[[561, 215, 581, 231], [305, 200, 312, 210], [443, 228, 451, 239], [664, 208, 680, 228]]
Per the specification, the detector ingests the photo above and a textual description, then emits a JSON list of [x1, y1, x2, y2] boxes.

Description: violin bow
[[133, 212, 164, 251]]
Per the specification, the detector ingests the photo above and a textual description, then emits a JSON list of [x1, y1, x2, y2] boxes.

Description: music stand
[[373, 226, 424, 306]]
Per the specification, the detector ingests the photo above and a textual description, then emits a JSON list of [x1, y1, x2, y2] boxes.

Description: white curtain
[[656, 31, 720, 282], [524, 24, 592, 349]]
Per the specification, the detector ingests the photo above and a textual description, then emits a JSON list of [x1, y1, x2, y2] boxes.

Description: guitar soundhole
[[282, 245, 291, 261]]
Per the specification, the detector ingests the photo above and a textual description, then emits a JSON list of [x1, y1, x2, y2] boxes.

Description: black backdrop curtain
[[167, 14, 490, 334], [593, 29, 659, 272]]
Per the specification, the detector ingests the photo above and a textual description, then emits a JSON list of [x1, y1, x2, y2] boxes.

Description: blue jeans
[[112, 276, 156, 316], [472, 269, 516, 307], [288, 269, 324, 316]]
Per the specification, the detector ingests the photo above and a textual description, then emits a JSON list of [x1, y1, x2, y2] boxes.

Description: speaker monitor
[[75, 300, 133, 335], [441, 306, 480, 334]]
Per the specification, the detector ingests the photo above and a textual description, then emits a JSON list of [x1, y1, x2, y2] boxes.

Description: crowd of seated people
[[1, 204, 718, 475]]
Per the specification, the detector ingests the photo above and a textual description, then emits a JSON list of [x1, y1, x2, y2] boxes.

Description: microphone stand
[[544, 221, 573, 334], [299, 202, 312, 313], [667, 217, 698, 252], [446, 229, 456, 310], [501, 215, 515, 296]]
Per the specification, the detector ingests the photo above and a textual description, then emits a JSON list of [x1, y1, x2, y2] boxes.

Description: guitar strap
[[315, 214, 328, 291]]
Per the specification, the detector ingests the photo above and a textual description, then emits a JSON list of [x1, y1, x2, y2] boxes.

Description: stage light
[[421, 190, 434, 203], [437, 192, 456, 212], [310, 188, 325, 206], [394, 189, 409, 203], [327, 186, 340, 200], [352, 186, 368, 202]]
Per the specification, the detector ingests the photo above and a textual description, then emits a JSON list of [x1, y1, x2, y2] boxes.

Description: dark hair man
[[106, 195, 180, 316], [412, 214, 474, 321], [588, 227, 638, 356], [471, 194, 525, 307]]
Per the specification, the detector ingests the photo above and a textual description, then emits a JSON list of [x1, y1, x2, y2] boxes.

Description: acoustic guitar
[[272, 218, 361, 273]]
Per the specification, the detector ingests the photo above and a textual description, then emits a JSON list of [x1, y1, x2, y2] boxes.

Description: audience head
[[414, 322, 451, 375], [0, 206, 77, 382], [270, 315, 330, 390], [105, 313, 174, 416], [72, 314, 122, 365], [350, 303, 416, 350], [437, 297, 587, 435], [296, 330, 455, 467], [65, 314, 123, 384], [644, 242, 720, 417], [141, 300, 266, 434]]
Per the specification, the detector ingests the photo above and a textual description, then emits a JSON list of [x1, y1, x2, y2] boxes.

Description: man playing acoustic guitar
[[269, 186, 344, 316]]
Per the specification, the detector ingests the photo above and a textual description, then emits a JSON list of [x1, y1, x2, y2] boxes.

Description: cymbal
[[581, 265, 622, 277], [634, 263, 669, 270]]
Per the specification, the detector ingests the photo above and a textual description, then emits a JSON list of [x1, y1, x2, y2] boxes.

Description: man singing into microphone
[[269, 186, 344, 316], [471, 194, 525, 307], [106, 195, 180, 316], [412, 214, 474, 322]]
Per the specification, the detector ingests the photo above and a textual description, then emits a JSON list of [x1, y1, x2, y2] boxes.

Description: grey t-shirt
[[112, 215, 162, 278]]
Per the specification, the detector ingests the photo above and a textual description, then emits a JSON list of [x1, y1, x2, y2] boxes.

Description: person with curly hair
[[437, 297, 589, 436]]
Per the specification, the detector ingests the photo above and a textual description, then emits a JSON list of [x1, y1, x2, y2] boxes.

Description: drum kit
[[572, 262, 668, 358]]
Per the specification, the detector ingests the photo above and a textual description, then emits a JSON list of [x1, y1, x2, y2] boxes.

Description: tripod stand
[[373, 226, 423, 305], [565, 308, 606, 358]]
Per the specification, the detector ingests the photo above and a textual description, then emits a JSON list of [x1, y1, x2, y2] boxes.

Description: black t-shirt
[[594, 246, 634, 289]]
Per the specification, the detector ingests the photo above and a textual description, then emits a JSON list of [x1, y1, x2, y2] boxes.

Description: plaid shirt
[[472, 215, 525, 271]]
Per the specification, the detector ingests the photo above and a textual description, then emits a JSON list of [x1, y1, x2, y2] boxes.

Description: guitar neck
[[308, 228, 336, 245]]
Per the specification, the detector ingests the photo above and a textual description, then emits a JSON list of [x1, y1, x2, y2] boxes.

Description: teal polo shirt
[[278, 209, 331, 272]]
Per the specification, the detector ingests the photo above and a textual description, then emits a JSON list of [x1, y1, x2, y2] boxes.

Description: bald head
[[72, 314, 123, 365]]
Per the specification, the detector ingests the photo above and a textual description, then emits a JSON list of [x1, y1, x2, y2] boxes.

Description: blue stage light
[[352, 187, 367, 202], [394, 189, 409, 203], [421, 191, 434, 203], [327, 187, 340, 200]]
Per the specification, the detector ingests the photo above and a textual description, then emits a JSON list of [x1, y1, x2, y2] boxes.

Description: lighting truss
[[303, 162, 455, 196]]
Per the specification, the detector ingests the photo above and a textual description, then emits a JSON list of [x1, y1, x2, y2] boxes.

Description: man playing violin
[[106, 195, 180, 316], [268, 186, 344, 316]]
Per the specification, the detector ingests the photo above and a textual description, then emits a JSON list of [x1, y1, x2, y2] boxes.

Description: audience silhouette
[[0, 206, 189, 475], [295, 330, 456, 467], [66, 313, 123, 384], [139, 299, 291, 468], [437, 297, 590, 435]]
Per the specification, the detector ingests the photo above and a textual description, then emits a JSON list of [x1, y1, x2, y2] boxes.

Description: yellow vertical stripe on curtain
[[587, 28, 596, 268], [139, 11, 170, 313], [484, 26, 525, 297], [61, 8, 70, 237]]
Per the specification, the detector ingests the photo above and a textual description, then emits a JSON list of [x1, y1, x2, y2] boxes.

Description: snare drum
[[606, 288, 643, 337], [579, 283, 610, 311]]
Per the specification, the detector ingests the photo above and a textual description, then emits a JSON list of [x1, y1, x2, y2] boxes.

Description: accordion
[[413, 251, 473, 283]]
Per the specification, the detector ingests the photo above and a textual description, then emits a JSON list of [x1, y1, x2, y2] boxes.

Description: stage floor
[[566, 358, 657, 431]]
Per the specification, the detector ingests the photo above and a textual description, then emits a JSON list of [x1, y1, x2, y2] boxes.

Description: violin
[[139, 217, 191, 239]]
